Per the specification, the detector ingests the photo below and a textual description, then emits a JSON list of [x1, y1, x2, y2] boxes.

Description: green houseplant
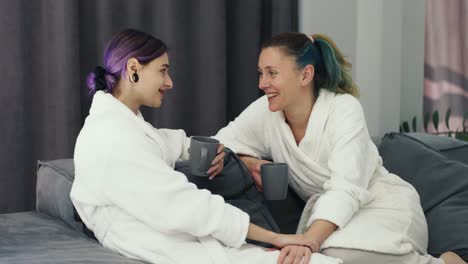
[[400, 108, 468, 141]]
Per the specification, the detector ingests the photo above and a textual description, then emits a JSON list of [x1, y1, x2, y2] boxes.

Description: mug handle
[[200, 147, 208, 166]]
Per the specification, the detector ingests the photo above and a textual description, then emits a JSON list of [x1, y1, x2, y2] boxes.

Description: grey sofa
[[0, 159, 145, 264], [0, 149, 280, 264], [1, 132, 467, 263]]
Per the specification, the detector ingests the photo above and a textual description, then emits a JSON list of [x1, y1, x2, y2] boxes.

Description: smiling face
[[133, 52, 173, 108], [258, 47, 306, 112]]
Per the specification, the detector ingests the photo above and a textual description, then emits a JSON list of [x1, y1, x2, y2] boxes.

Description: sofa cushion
[[441, 145, 468, 165], [36, 159, 82, 232], [0, 211, 144, 263], [379, 133, 468, 260], [406, 132, 468, 165]]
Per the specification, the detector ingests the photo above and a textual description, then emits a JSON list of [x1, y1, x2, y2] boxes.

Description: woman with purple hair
[[70, 29, 332, 264]]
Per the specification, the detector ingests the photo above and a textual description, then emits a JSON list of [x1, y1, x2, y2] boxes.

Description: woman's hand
[[246, 224, 319, 261], [239, 155, 271, 191], [274, 235, 320, 264], [206, 144, 225, 180], [272, 233, 318, 250], [277, 245, 312, 264]]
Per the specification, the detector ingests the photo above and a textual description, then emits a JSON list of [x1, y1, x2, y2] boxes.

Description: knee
[[321, 248, 368, 263], [321, 248, 349, 259]]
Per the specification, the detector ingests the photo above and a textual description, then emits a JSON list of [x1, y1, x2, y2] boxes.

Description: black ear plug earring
[[131, 72, 139, 83]]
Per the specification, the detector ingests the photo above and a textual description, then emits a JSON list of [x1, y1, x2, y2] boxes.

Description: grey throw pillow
[[36, 159, 83, 232], [175, 148, 280, 247], [441, 145, 468, 165], [406, 132, 468, 165], [379, 133, 468, 260]]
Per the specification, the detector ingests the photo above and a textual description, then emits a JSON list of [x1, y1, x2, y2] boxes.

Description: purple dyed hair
[[86, 29, 167, 93]]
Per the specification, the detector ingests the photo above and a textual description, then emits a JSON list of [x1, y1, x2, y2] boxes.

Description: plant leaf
[[412, 116, 417, 132], [402, 121, 410, 133], [445, 108, 451, 130], [424, 112, 430, 132], [433, 110, 439, 132], [463, 113, 468, 133], [455, 132, 468, 141]]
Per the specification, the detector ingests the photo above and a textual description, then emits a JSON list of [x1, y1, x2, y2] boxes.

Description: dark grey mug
[[189, 136, 220, 177], [261, 163, 289, 200]]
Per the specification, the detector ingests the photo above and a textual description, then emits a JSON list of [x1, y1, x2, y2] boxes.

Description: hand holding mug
[[206, 144, 225, 180], [261, 163, 289, 200], [239, 156, 271, 191], [189, 136, 223, 178]]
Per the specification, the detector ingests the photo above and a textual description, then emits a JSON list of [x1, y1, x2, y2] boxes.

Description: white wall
[[400, 0, 426, 131], [299, 0, 425, 138], [297, 0, 358, 76]]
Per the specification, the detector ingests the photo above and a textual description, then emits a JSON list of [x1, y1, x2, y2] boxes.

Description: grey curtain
[[0, 0, 297, 213], [424, 0, 468, 134]]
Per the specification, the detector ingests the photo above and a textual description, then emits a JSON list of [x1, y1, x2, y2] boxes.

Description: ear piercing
[[131, 72, 139, 83]]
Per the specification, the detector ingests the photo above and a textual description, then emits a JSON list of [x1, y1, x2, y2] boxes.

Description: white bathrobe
[[215, 90, 429, 256], [71, 91, 342, 264]]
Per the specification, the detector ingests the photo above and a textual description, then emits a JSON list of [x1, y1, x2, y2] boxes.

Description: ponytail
[[312, 34, 359, 97], [86, 66, 118, 94]]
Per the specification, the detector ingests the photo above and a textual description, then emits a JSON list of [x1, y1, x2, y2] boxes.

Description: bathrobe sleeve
[[307, 94, 379, 229], [214, 97, 270, 159], [157, 128, 191, 161], [98, 137, 249, 248]]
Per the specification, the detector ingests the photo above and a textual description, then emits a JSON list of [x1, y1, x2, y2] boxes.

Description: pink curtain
[[424, 0, 468, 134]]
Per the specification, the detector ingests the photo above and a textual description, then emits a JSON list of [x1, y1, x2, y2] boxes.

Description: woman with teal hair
[[215, 32, 466, 264]]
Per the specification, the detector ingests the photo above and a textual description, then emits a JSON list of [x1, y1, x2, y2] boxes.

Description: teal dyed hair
[[262, 32, 358, 97]]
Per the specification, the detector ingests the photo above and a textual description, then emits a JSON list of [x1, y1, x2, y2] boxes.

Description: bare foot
[[440, 252, 467, 264]]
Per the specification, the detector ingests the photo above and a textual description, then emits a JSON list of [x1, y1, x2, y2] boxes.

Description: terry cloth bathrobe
[[70, 91, 341, 264], [215, 89, 435, 261]]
